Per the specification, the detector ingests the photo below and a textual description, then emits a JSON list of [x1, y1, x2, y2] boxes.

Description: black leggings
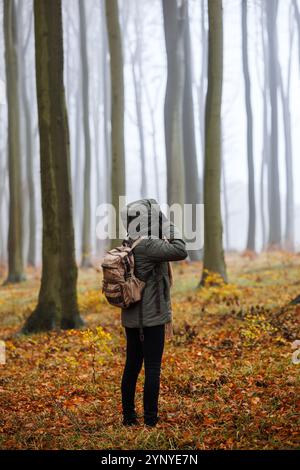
[[121, 325, 165, 423]]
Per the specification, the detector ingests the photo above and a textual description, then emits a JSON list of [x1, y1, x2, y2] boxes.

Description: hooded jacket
[[120, 199, 187, 328]]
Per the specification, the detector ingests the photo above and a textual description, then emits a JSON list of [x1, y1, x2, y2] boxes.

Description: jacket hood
[[121, 198, 168, 240]]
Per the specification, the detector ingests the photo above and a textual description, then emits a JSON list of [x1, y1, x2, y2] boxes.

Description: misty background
[[0, 0, 299, 266]]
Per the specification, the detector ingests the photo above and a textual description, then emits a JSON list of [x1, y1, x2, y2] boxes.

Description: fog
[[0, 0, 299, 264]]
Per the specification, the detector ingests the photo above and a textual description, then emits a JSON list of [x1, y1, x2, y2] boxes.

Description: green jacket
[[121, 236, 187, 328]]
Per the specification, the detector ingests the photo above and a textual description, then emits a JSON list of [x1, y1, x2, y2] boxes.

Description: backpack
[[101, 237, 145, 309]]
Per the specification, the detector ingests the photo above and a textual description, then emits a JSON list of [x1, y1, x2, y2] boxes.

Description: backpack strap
[[129, 236, 144, 251]]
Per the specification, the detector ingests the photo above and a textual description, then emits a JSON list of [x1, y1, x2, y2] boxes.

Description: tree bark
[[130, 1, 147, 198], [3, 0, 25, 283], [23, 0, 83, 333], [78, 0, 93, 267], [279, 38, 294, 251], [242, 0, 256, 251], [17, 5, 37, 267], [162, 0, 186, 208], [101, 0, 111, 207], [222, 159, 230, 250], [182, 3, 201, 261], [259, 0, 269, 251], [200, 0, 227, 284], [105, 0, 126, 247], [0, 164, 8, 263], [266, 0, 281, 248], [293, 0, 300, 66], [143, 79, 161, 201], [198, 0, 208, 175]]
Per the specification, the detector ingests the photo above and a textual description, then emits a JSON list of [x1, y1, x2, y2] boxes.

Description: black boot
[[123, 412, 138, 426], [144, 416, 159, 427]]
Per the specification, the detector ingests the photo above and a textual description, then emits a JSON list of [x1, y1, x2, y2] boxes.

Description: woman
[[120, 199, 187, 427]]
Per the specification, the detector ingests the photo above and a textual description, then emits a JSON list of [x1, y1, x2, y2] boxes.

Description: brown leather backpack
[[101, 238, 145, 309]]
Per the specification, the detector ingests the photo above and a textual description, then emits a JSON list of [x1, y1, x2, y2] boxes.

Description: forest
[[0, 0, 299, 452]]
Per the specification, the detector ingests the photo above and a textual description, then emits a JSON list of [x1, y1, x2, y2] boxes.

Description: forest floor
[[0, 251, 299, 450]]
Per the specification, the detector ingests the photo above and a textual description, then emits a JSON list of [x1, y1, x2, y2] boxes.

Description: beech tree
[[201, 0, 227, 284], [162, 0, 186, 208], [23, 0, 83, 333], [105, 0, 126, 247], [266, 0, 281, 248], [242, 0, 256, 251], [79, 0, 93, 267], [3, 0, 25, 283]]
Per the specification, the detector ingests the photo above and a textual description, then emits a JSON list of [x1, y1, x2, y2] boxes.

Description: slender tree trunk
[[101, 0, 111, 206], [260, 1, 269, 251], [130, 60, 147, 197], [17, 4, 36, 267], [94, 100, 102, 254], [130, 2, 147, 198], [3, 0, 25, 283], [105, 0, 125, 247], [162, 0, 186, 208], [222, 159, 230, 250], [131, 51, 147, 197], [293, 0, 300, 66], [242, 0, 256, 251], [78, 0, 93, 267], [94, 12, 102, 254], [0, 164, 8, 263], [23, 0, 83, 333], [143, 80, 161, 201], [200, 0, 227, 284], [198, 0, 208, 175], [279, 44, 294, 250], [23, 84, 36, 266], [18, 10, 36, 267], [182, 3, 201, 261], [74, 95, 82, 255], [260, 140, 267, 250], [266, 0, 281, 248]]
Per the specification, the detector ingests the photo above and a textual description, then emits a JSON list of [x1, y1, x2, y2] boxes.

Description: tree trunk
[[293, 0, 300, 66], [143, 80, 161, 201], [131, 43, 147, 197], [279, 43, 294, 251], [182, 3, 201, 261], [101, 0, 111, 207], [260, 0, 269, 251], [162, 0, 186, 208], [242, 0, 256, 251], [130, 1, 147, 198], [0, 164, 8, 264], [78, 0, 93, 267], [23, 0, 83, 333], [23, 84, 37, 266], [3, 0, 25, 283], [222, 159, 230, 250], [266, 0, 281, 248], [105, 0, 126, 248], [198, 0, 208, 175], [17, 7, 37, 267], [200, 0, 227, 284], [74, 93, 83, 255]]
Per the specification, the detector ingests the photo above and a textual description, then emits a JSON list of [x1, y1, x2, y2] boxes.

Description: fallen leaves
[[0, 252, 299, 450]]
